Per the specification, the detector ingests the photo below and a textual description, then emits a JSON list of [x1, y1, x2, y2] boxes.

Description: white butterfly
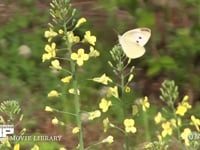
[[118, 27, 151, 59]]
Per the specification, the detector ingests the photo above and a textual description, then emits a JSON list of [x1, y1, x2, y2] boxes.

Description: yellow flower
[[71, 48, 89, 66], [42, 53, 52, 62], [68, 88, 80, 95], [67, 31, 80, 43], [48, 90, 59, 97], [61, 76, 72, 83], [50, 60, 62, 70], [99, 98, 112, 112], [72, 127, 80, 134], [14, 143, 20, 150], [157, 134, 163, 142], [31, 144, 39, 150], [59, 147, 67, 150], [45, 42, 56, 53], [181, 128, 191, 146], [52, 117, 59, 125], [89, 46, 100, 57], [44, 28, 58, 42], [88, 110, 101, 120], [183, 95, 189, 101], [124, 119, 137, 134], [60, 121, 65, 126], [75, 17, 87, 28], [176, 105, 187, 116], [161, 121, 173, 137], [45, 106, 53, 112], [144, 143, 154, 149], [42, 43, 56, 62], [176, 95, 191, 116], [170, 118, 181, 128], [139, 96, 150, 112], [58, 29, 64, 34], [102, 135, 114, 144], [103, 118, 110, 132], [42, 53, 51, 62], [45, 43, 56, 55], [92, 74, 112, 85], [128, 74, 134, 82], [132, 105, 138, 116], [84, 31, 96, 45], [107, 86, 118, 98], [154, 112, 163, 124], [191, 115, 200, 131], [125, 86, 131, 93]]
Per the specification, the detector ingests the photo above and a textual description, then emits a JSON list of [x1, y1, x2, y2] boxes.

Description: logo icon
[[0, 125, 14, 141]]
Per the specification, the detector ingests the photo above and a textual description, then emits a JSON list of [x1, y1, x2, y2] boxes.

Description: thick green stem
[[121, 72, 129, 150], [73, 79, 84, 150], [142, 111, 151, 141], [66, 34, 84, 149]]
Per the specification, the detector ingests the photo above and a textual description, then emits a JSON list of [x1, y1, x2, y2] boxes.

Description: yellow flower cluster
[[139, 96, 150, 112], [176, 95, 191, 116], [68, 88, 80, 95], [89, 46, 100, 57], [52, 117, 64, 126], [84, 31, 96, 46], [52, 117, 59, 125], [72, 127, 80, 134], [99, 98, 112, 112], [92, 74, 112, 85], [75, 17, 87, 28], [44, 28, 58, 42], [161, 121, 173, 137], [106, 86, 118, 98], [191, 115, 200, 131], [61, 75, 72, 83], [71, 48, 89, 66], [88, 110, 101, 120], [103, 118, 110, 132], [45, 106, 53, 112], [48, 90, 59, 97], [42, 43, 56, 62], [123, 119, 137, 134], [181, 128, 191, 146], [43, 17, 99, 68], [102, 135, 114, 144], [14, 143, 20, 150], [154, 112, 163, 124], [31, 144, 39, 150], [50, 59, 62, 70], [67, 31, 80, 43]]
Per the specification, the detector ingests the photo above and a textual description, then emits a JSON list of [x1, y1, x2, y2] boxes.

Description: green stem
[[121, 72, 129, 150], [172, 106, 183, 150], [66, 31, 84, 149], [73, 79, 84, 150], [142, 111, 151, 141], [84, 141, 102, 150], [169, 99, 183, 150]]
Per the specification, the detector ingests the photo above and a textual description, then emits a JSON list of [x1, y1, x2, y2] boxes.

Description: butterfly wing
[[122, 28, 151, 46], [118, 35, 145, 59]]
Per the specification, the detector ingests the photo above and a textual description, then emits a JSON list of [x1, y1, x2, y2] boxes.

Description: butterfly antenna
[[113, 28, 120, 36]]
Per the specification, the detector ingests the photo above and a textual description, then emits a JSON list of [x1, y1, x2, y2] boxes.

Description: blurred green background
[[0, 0, 200, 149]]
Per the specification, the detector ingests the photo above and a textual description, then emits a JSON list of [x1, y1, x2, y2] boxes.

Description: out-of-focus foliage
[[93, 0, 200, 102], [0, 0, 200, 149]]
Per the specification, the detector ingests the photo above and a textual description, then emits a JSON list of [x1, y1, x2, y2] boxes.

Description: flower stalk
[[67, 37, 84, 149], [109, 45, 134, 150]]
